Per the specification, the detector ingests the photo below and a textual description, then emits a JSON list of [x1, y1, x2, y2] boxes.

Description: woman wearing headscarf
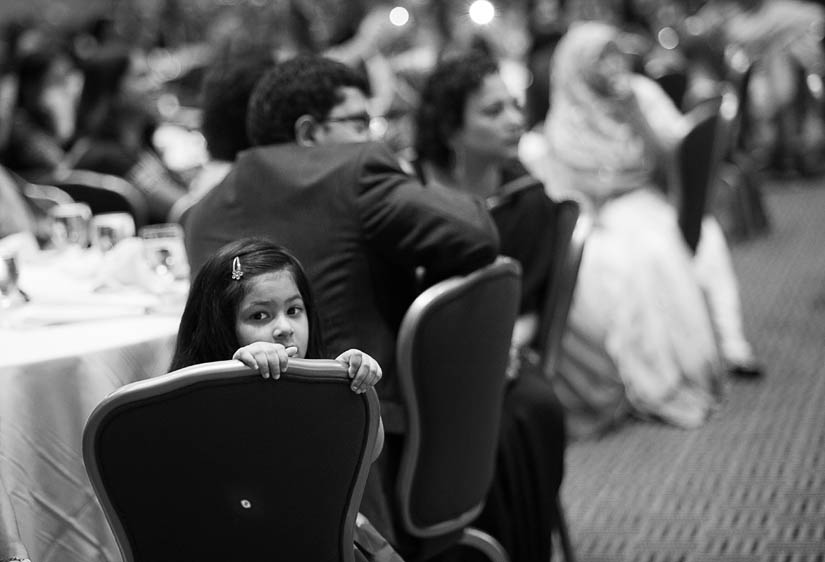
[[530, 21, 758, 437]]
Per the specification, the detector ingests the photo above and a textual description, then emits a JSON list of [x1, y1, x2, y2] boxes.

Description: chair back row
[[26, 169, 150, 227], [85, 257, 567, 562]]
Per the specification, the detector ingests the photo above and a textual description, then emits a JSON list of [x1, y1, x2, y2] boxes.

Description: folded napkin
[[0, 232, 39, 260], [94, 238, 188, 310]]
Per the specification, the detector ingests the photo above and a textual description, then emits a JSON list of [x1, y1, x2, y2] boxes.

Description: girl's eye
[[287, 306, 304, 316], [250, 311, 270, 321]]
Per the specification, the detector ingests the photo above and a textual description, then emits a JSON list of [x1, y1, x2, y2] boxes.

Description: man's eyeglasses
[[321, 113, 387, 137]]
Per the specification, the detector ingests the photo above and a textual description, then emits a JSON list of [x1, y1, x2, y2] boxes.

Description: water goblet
[[91, 213, 136, 253], [49, 202, 92, 249], [139, 223, 188, 282]]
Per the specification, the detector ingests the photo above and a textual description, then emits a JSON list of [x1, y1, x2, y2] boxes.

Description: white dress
[[523, 74, 731, 437]]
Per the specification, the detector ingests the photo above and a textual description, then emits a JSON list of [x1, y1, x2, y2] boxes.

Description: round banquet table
[[0, 244, 182, 562]]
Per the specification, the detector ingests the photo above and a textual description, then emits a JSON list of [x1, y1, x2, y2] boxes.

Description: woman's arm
[[624, 74, 688, 162]]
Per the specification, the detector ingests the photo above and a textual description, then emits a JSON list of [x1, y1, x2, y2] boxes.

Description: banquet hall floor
[[558, 175, 825, 561]]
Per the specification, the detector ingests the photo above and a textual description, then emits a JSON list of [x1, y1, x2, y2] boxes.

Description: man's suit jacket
[[185, 141, 500, 431]]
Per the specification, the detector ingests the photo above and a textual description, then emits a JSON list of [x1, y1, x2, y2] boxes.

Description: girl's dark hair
[[414, 49, 499, 169], [169, 238, 324, 371]]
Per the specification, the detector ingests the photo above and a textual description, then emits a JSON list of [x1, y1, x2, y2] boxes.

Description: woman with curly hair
[[415, 49, 565, 562]]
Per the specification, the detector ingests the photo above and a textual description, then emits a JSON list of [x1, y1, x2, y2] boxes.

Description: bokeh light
[[469, 0, 495, 26], [657, 26, 679, 50], [389, 6, 410, 27]]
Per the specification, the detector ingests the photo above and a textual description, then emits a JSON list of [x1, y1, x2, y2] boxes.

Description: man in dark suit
[[185, 54, 499, 426], [184, 54, 499, 542]]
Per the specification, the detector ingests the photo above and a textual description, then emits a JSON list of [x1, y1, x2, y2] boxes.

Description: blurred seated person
[[169, 42, 275, 224], [696, 0, 825, 173], [0, 164, 38, 240], [414, 49, 565, 562], [71, 46, 187, 223], [525, 21, 759, 438], [0, 39, 58, 245], [1, 38, 83, 174]]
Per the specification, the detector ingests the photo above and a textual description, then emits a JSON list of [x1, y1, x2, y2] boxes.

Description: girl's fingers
[[255, 350, 272, 379], [346, 351, 363, 379], [268, 347, 290, 379], [351, 361, 369, 392], [234, 343, 292, 380], [352, 360, 382, 393], [232, 348, 260, 371]]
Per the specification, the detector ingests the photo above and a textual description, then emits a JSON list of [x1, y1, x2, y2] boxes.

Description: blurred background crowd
[[2, 0, 824, 232], [2, 1, 825, 561]]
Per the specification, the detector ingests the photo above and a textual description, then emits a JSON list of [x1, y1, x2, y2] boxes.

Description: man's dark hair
[[200, 45, 274, 161], [246, 54, 369, 146], [414, 49, 499, 170]]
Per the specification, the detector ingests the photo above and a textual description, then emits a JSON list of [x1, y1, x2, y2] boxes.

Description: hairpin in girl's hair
[[231, 257, 244, 280]]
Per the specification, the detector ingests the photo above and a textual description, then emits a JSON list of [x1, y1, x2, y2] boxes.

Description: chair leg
[[552, 495, 576, 562], [459, 527, 510, 562]]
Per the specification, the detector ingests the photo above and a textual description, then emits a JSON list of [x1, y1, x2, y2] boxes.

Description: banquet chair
[[394, 257, 521, 562], [534, 199, 590, 562], [82, 358, 381, 562], [673, 95, 728, 253], [647, 64, 688, 110], [711, 47, 770, 242], [724, 47, 754, 156], [21, 181, 74, 211], [537, 198, 592, 379], [27, 169, 150, 228]]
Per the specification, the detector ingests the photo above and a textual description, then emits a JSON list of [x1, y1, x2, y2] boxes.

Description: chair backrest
[[674, 96, 731, 253], [35, 169, 150, 227], [83, 358, 380, 562], [395, 257, 521, 537], [537, 198, 592, 378], [651, 70, 688, 110], [723, 47, 754, 154], [21, 181, 74, 211]]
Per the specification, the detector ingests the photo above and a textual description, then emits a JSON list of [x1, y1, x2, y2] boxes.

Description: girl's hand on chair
[[336, 349, 382, 394], [233, 342, 298, 380]]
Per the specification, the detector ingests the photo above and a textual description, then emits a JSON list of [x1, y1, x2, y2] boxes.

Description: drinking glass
[[50, 202, 92, 249], [0, 254, 27, 326], [139, 223, 189, 281], [91, 213, 136, 252]]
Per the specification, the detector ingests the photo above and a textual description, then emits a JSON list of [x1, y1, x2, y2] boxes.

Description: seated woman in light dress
[[522, 21, 759, 438]]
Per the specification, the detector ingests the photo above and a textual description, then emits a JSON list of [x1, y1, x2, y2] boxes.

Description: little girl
[[170, 237, 381, 393], [169, 237, 399, 561]]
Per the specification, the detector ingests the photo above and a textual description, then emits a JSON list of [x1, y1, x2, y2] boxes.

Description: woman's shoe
[[727, 359, 764, 379]]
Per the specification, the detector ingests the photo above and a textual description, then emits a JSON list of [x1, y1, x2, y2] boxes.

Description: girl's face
[[234, 270, 309, 358], [451, 73, 524, 164]]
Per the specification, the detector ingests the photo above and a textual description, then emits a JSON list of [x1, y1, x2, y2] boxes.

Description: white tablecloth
[[0, 317, 179, 562], [0, 243, 182, 561]]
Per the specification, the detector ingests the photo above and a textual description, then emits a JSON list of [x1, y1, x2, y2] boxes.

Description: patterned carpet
[[558, 177, 825, 562]]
